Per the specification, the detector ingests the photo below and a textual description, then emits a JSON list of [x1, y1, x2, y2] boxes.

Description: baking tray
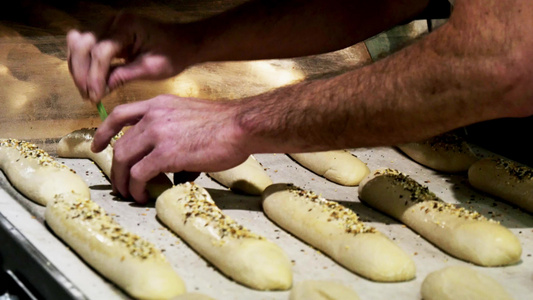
[[0, 145, 531, 300]]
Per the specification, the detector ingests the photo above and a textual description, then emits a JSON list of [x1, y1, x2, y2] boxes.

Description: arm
[[68, 0, 429, 102], [236, 0, 533, 153], [92, 0, 533, 203]]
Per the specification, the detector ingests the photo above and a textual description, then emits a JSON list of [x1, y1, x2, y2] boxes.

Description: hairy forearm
[[235, 0, 533, 154], [188, 0, 429, 62]]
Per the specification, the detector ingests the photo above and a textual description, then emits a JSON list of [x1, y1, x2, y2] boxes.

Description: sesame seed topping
[[66, 128, 124, 143], [177, 183, 262, 241], [493, 158, 533, 181], [425, 132, 470, 153], [375, 169, 491, 222], [287, 184, 376, 235], [1, 139, 73, 172], [376, 169, 438, 203], [51, 195, 163, 260]]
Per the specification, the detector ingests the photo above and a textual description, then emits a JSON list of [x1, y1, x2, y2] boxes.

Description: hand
[[91, 94, 249, 203], [67, 12, 199, 102]]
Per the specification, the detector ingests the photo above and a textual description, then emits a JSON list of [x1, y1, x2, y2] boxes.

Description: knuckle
[[129, 165, 142, 182], [112, 146, 128, 164], [90, 44, 107, 62], [109, 104, 127, 119], [146, 125, 164, 141]]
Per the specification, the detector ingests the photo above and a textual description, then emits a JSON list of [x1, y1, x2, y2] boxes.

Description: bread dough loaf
[[469, 157, 533, 213], [171, 293, 215, 300], [397, 132, 478, 172], [46, 193, 185, 299], [263, 183, 415, 282], [358, 169, 522, 266], [289, 280, 360, 300], [208, 155, 272, 195], [289, 150, 370, 186], [57, 128, 172, 199], [0, 139, 90, 205], [156, 183, 292, 290], [421, 265, 513, 300]]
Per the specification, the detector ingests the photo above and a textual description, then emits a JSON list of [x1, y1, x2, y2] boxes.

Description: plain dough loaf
[[289, 280, 360, 300], [421, 265, 513, 300], [289, 150, 370, 186], [207, 155, 272, 195]]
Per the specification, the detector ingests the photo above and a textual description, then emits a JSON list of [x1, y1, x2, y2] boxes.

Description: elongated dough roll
[[289, 150, 370, 186], [46, 193, 185, 299], [262, 183, 415, 282], [358, 169, 522, 266], [171, 293, 215, 300], [156, 183, 292, 290], [289, 280, 360, 300], [0, 139, 90, 205], [57, 128, 172, 199], [207, 155, 272, 195], [397, 132, 478, 173], [468, 157, 533, 213], [421, 265, 513, 300]]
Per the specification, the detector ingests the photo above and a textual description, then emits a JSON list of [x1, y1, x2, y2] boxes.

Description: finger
[[107, 55, 169, 90], [129, 150, 167, 204], [87, 39, 123, 101], [67, 30, 97, 100], [110, 126, 154, 200], [92, 101, 150, 152]]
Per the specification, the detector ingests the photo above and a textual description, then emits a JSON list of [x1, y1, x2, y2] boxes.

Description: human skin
[[68, 0, 533, 203]]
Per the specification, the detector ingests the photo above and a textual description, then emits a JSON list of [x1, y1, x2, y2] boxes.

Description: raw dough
[[208, 155, 272, 195], [469, 157, 533, 213], [421, 265, 513, 300], [46, 193, 185, 299], [57, 128, 172, 199], [289, 150, 370, 186], [0, 139, 90, 205], [289, 280, 360, 300], [263, 183, 416, 282], [397, 132, 478, 172], [359, 169, 522, 266], [156, 182, 292, 290]]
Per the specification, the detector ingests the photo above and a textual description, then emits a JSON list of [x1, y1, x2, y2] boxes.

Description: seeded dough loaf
[[289, 150, 370, 186], [397, 132, 478, 172], [57, 128, 172, 199], [0, 139, 90, 205], [358, 169, 522, 266], [46, 193, 185, 299], [207, 155, 272, 195], [469, 157, 533, 213], [156, 183, 292, 290], [421, 265, 513, 300], [262, 183, 415, 282], [289, 280, 360, 300]]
